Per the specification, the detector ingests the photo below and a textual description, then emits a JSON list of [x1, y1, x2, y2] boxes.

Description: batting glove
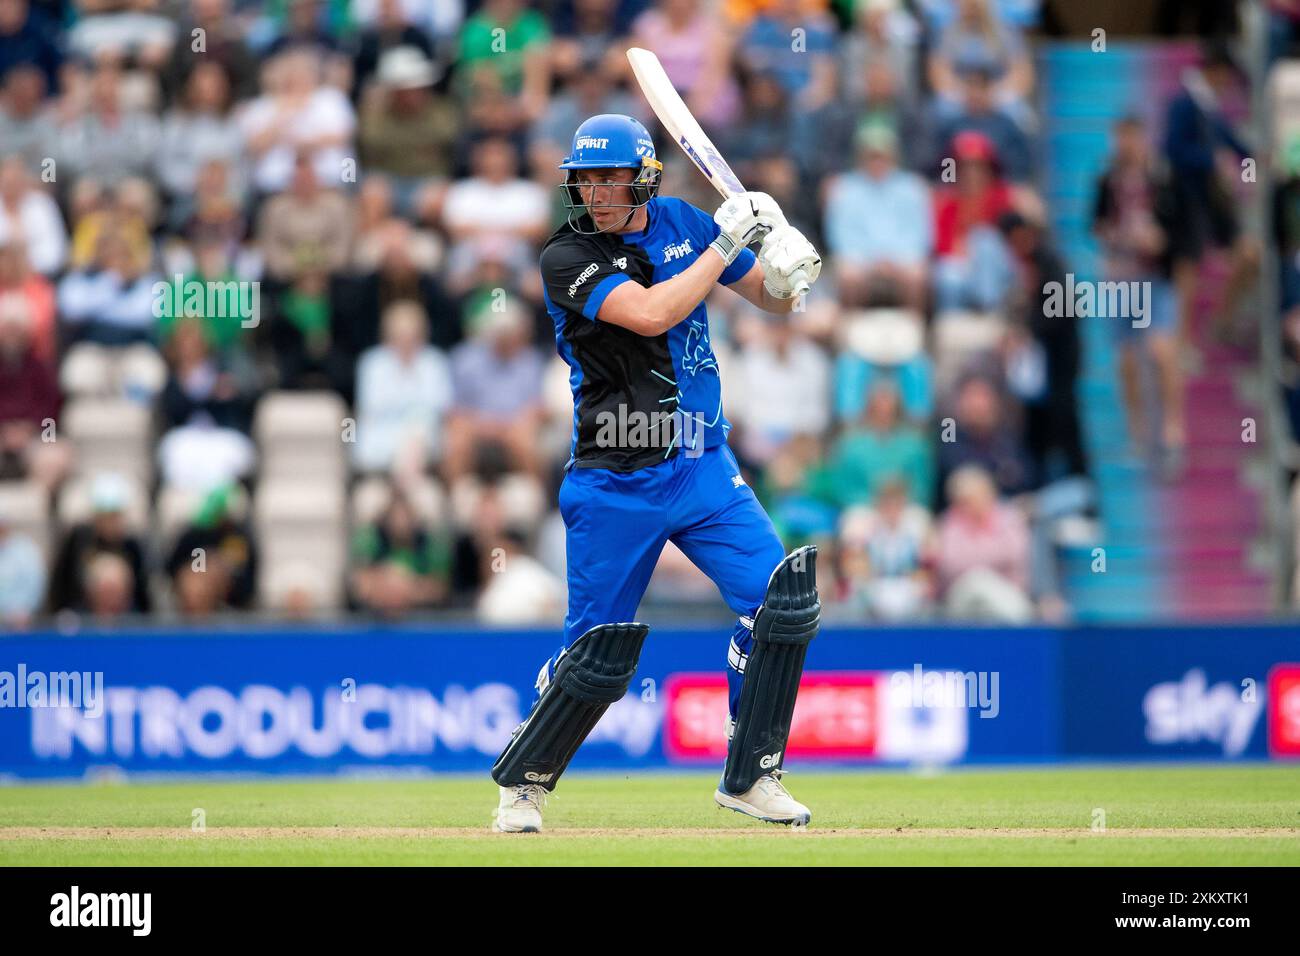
[[710, 191, 787, 265]]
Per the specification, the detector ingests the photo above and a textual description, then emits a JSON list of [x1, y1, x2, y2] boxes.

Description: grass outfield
[[1, 765, 1298, 865]]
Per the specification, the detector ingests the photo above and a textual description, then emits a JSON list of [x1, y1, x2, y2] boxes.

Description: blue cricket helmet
[[558, 114, 663, 233]]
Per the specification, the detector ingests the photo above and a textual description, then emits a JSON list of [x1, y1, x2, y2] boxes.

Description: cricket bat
[[625, 46, 811, 298]]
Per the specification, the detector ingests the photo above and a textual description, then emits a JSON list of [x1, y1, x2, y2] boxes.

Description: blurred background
[[0, 0, 1293, 632]]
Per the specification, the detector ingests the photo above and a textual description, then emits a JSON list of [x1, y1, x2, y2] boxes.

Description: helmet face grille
[[559, 158, 661, 235]]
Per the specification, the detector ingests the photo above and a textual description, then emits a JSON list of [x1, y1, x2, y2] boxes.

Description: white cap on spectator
[[843, 309, 923, 366], [91, 472, 130, 514], [377, 46, 441, 89]]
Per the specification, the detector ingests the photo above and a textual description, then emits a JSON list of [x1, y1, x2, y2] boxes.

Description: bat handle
[[790, 269, 811, 300]]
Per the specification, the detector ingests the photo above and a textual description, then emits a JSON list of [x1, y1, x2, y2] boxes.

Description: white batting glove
[[710, 191, 787, 265], [759, 224, 822, 299]]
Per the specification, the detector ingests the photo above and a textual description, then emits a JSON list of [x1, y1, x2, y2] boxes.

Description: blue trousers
[[545, 442, 787, 722]]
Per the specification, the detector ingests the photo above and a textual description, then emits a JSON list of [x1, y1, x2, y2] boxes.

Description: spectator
[[162, 0, 261, 104], [0, 291, 59, 483], [350, 0, 464, 51], [238, 47, 356, 195], [68, 176, 156, 273], [476, 527, 565, 624], [256, 150, 353, 284], [66, 0, 176, 71], [931, 130, 1016, 312], [58, 231, 158, 347], [1094, 117, 1182, 469], [937, 373, 1033, 501], [357, 45, 458, 217], [440, 136, 550, 247], [549, 0, 633, 86], [455, 0, 552, 125], [929, 0, 1034, 121], [57, 59, 162, 187], [166, 482, 258, 613], [929, 65, 1033, 182], [631, 0, 741, 131], [839, 477, 934, 620], [156, 61, 248, 205], [0, 512, 44, 629], [0, 153, 66, 276], [0, 239, 54, 362], [811, 380, 934, 508], [738, 0, 838, 111], [0, 63, 57, 169], [1000, 211, 1088, 484], [351, 0, 436, 97], [795, 57, 926, 182], [839, 0, 921, 101], [729, 313, 831, 467], [330, 218, 461, 404], [824, 121, 932, 310], [49, 472, 152, 615], [83, 551, 136, 623], [720, 69, 796, 180], [156, 318, 257, 491], [0, 0, 61, 94], [352, 299, 454, 475], [351, 486, 451, 617], [935, 464, 1032, 622], [444, 299, 546, 481], [1164, 42, 1258, 344]]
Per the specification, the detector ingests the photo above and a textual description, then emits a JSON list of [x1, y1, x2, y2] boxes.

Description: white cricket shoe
[[493, 784, 546, 832], [715, 770, 811, 826]]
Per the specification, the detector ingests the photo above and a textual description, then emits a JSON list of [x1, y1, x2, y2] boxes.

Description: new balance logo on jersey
[[663, 239, 693, 262], [732, 474, 746, 489], [524, 771, 554, 783], [568, 262, 600, 298], [613, 256, 627, 269], [759, 751, 781, 770], [575, 137, 609, 151]]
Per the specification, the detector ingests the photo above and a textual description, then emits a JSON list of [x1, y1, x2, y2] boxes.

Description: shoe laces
[[757, 769, 790, 797], [510, 784, 548, 810]]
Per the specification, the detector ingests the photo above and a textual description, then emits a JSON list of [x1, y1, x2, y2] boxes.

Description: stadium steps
[[1039, 41, 1273, 622]]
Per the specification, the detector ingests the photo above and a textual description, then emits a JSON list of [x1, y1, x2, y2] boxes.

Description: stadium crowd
[[0, 0, 1223, 629]]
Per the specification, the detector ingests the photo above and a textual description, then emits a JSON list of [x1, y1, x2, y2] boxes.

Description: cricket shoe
[[493, 783, 546, 832], [715, 769, 811, 827]]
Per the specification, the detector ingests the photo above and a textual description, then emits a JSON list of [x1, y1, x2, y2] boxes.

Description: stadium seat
[[931, 310, 1008, 392], [59, 343, 115, 397], [253, 391, 348, 480], [61, 398, 154, 486], [254, 479, 346, 611], [842, 308, 925, 366]]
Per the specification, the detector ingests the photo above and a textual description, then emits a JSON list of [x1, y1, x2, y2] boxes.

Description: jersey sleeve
[[539, 237, 632, 321], [688, 198, 758, 286]]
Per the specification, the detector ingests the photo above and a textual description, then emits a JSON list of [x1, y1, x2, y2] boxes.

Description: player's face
[[573, 168, 637, 227]]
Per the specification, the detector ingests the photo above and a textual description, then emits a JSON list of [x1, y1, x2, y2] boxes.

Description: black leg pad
[[491, 622, 650, 790], [722, 547, 819, 795]]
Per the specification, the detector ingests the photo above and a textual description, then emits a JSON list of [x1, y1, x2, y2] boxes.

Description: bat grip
[[790, 269, 811, 299]]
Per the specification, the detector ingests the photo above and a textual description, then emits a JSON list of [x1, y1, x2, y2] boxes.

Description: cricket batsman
[[491, 114, 823, 831]]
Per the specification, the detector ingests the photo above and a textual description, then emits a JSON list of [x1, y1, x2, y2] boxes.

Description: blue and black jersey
[[539, 195, 756, 473]]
